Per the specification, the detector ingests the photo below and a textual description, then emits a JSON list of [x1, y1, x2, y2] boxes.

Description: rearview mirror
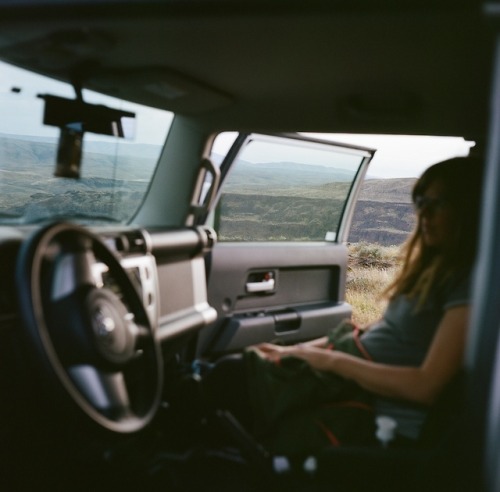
[[38, 94, 136, 178], [39, 94, 135, 138]]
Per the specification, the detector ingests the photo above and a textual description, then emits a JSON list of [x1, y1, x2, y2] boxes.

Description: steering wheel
[[16, 222, 163, 433]]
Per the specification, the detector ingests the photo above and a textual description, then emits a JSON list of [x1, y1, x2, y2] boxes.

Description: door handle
[[245, 278, 275, 293]]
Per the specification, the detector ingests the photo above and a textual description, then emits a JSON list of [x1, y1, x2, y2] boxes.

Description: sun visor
[[89, 67, 232, 114]]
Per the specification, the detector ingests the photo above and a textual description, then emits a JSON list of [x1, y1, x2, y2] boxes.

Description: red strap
[[316, 419, 341, 447], [353, 327, 373, 361]]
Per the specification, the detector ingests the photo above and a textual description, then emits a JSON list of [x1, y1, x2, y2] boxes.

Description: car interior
[[0, 1, 499, 491]]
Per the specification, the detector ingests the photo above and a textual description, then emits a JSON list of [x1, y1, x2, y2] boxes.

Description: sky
[[212, 131, 474, 179]]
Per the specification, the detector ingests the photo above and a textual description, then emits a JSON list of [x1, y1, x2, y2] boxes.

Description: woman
[[204, 156, 483, 448], [255, 156, 483, 442]]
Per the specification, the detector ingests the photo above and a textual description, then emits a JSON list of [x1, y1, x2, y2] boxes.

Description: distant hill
[[0, 134, 160, 222], [219, 159, 417, 244], [0, 135, 417, 243], [223, 159, 358, 190], [349, 178, 416, 246], [355, 177, 415, 203]]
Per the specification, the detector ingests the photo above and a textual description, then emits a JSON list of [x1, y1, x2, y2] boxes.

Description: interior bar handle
[[246, 278, 275, 293], [186, 157, 221, 226]]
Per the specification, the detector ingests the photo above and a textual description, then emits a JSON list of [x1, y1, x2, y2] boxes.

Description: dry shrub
[[346, 242, 401, 326]]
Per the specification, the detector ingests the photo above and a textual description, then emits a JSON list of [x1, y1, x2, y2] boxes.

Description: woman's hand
[[253, 342, 338, 371], [285, 345, 338, 372], [252, 342, 296, 362], [252, 336, 330, 362]]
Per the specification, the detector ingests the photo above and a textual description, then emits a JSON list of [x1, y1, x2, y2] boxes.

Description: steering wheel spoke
[[68, 365, 132, 418], [51, 236, 99, 301], [129, 317, 152, 347]]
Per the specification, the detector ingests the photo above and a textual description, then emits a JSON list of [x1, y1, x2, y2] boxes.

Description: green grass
[[346, 242, 401, 326]]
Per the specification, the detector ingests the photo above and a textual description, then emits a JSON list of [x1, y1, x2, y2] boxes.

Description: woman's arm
[[269, 305, 469, 406], [255, 319, 374, 356], [254, 336, 328, 357]]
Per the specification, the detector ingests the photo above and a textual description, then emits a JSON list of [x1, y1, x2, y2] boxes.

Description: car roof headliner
[[0, 1, 494, 139]]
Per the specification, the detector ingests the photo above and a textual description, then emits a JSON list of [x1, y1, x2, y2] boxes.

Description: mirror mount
[[38, 85, 135, 178]]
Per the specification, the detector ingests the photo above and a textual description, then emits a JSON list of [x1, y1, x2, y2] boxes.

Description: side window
[[210, 134, 372, 242]]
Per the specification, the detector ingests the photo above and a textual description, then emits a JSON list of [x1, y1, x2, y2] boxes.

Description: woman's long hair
[[385, 156, 483, 306]]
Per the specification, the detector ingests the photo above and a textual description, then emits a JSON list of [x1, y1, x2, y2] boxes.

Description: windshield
[[0, 61, 173, 225]]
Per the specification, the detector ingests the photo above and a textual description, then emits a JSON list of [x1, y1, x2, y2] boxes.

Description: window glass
[[0, 61, 173, 225], [211, 135, 369, 242]]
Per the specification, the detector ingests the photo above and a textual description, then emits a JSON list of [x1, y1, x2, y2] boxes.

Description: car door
[[197, 133, 374, 358]]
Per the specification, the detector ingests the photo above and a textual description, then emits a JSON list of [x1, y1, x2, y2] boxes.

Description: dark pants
[[202, 354, 254, 429]]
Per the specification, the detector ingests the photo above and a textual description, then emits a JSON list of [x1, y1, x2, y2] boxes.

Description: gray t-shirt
[[360, 269, 471, 439]]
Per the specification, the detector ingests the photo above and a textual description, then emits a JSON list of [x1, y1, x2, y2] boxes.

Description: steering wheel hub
[[88, 289, 135, 365]]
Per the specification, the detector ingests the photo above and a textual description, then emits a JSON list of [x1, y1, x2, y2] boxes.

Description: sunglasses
[[413, 195, 449, 213]]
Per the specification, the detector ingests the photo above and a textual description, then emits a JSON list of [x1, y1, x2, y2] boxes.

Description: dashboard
[[0, 224, 217, 343], [100, 225, 217, 342]]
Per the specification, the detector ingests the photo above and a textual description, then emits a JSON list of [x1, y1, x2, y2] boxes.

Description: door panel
[[199, 133, 374, 358], [199, 242, 351, 356]]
